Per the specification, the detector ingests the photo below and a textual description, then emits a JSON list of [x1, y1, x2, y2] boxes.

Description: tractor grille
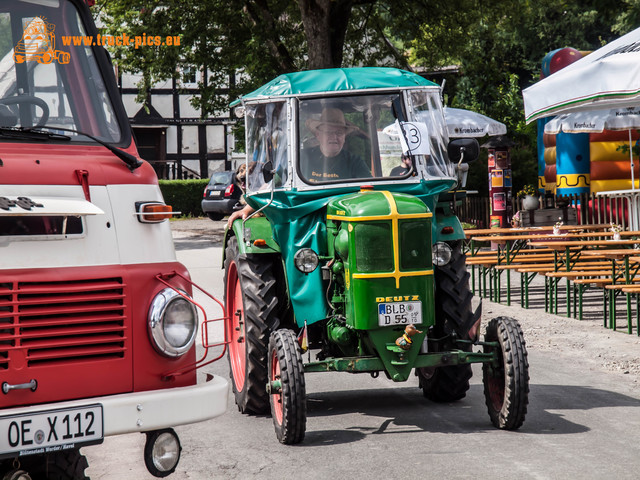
[[399, 219, 431, 270], [0, 277, 127, 369], [354, 222, 393, 272]]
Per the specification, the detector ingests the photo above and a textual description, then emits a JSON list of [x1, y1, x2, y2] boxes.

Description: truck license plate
[[378, 301, 422, 326], [0, 404, 103, 459]]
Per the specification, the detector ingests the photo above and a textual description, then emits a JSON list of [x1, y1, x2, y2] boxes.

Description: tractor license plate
[[377, 301, 422, 326], [0, 404, 103, 459]]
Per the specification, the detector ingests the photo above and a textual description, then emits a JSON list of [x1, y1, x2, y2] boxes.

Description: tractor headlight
[[432, 242, 453, 266], [294, 248, 319, 273], [148, 288, 198, 357]]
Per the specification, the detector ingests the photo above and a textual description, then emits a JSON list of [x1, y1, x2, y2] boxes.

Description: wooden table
[[529, 239, 640, 249], [529, 239, 640, 319], [581, 249, 640, 333], [464, 225, 612, 255], [464, 224, 613, 237], [469, 232, 615, 306]]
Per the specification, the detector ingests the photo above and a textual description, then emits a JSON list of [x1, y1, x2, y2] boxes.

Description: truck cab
[[0, 1, 227, 478]]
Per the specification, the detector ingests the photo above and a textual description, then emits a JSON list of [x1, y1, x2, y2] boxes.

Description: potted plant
[[517, 185, 539, 211], [553, 218, 563, 235], [610, 222, 622, 241]]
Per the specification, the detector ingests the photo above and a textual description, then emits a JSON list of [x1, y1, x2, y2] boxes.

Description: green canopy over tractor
[[230, 67, 438, 106]]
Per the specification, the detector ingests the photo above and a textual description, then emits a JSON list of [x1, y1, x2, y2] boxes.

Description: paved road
[[85, 230, 640, 480]]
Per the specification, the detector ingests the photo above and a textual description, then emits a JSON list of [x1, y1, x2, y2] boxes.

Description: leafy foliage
[[159, 179, 209, 217], [94, 0, 639, 194]]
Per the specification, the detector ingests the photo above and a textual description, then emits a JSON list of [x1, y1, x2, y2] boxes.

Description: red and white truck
[[0, 0, 228, 478]]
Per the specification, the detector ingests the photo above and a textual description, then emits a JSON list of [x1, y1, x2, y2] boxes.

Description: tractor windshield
[[407, 89, 452, 179], [0, 1, 124, 144], [297, 90, 453, 186]]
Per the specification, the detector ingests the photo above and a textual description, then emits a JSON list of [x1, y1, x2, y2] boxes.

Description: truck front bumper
[[0, 373, 228, 437]]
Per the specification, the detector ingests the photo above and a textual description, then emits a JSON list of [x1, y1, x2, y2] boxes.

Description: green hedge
[[159, 179, 209, 217]]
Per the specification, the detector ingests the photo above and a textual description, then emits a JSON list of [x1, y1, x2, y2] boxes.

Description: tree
[[95, 0, 639, 191], [410, 0, 627, 193], [613, 0, 640, 35], [95, 0, 420, 113]]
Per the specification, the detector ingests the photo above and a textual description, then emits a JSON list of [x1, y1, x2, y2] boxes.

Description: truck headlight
[[294, 248, 319, 273], [432, 242, 453, 266], [144, 428, 181, 477], [148, 288, 198, 357]]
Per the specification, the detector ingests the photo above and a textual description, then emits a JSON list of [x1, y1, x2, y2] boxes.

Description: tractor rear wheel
[[483, 316, 529, 430], [417, 241, 474, 402], [268, 329, 306, 444], [224, 236, 281, 414]]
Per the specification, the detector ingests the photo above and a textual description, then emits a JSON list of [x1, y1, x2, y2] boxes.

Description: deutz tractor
[[223, 67, 529, 444]]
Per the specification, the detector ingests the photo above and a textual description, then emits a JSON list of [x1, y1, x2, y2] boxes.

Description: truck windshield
[[297, 90, 454, 185], [0, 1, 123, 143]]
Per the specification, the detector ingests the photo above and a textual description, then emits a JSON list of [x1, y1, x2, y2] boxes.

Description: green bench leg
[[627, 292, 633, 334]]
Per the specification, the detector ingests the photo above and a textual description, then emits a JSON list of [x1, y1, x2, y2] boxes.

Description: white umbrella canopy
[[544, 106, 640, 189], [442, 107, 507, 138], [523, 27, 640, 123], [382, 107, 507, 139], [544, 106, 640, 134]]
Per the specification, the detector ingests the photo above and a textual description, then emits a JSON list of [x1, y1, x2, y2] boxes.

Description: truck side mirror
[[447, 138, 479, 164]]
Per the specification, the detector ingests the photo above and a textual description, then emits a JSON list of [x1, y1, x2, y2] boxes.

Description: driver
[[300, 107, 371, 183], [227, 108, 371, 227]]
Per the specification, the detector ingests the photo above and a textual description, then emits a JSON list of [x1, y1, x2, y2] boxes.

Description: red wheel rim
[[226, 260, 246, 390], [270, 347, 283, 425]]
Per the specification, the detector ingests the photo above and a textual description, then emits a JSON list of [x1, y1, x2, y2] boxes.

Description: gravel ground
[[170, 217, 640, 388]]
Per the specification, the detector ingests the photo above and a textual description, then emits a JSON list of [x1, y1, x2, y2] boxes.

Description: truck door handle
[[2, 380, 37, 394]]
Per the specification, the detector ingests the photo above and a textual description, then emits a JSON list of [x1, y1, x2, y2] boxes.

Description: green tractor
[[223, 67, 529, 444]]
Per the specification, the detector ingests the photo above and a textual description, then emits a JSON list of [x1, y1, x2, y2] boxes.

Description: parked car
[[202, 170, 243, 220]]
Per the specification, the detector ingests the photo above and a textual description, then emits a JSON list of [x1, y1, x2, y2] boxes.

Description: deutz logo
[[376, 295, 419, 302]]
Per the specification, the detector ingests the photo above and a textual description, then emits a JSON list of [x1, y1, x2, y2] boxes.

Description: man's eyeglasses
[[318, 128, 347, 137]]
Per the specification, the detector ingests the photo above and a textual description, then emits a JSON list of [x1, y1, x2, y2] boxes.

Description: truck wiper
[[25, 125, 143, 172], [0, 126, 71, 142]]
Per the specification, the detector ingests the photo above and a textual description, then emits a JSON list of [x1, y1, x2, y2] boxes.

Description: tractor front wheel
[[224, 236, 281, 414], [483, 316, 529, 430], [268, 329, 306, 444]]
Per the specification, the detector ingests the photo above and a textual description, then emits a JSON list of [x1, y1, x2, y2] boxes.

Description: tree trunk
[[298, 0, 354, 69]]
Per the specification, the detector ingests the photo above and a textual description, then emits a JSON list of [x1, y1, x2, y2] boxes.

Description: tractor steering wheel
[[0, 95, 50, 127]]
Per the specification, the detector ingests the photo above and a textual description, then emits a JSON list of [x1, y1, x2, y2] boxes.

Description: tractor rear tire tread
[[225, 236, 281, 414], [418, 241, 473, 402]]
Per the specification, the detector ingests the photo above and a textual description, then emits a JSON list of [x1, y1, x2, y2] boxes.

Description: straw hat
[[306, 108, 356, 135]]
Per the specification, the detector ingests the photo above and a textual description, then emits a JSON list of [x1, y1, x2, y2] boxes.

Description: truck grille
[[0, 277, 127, 369]]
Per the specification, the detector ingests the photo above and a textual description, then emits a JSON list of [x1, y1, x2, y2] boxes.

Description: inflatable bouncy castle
[[538, 48, 640, 195]]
